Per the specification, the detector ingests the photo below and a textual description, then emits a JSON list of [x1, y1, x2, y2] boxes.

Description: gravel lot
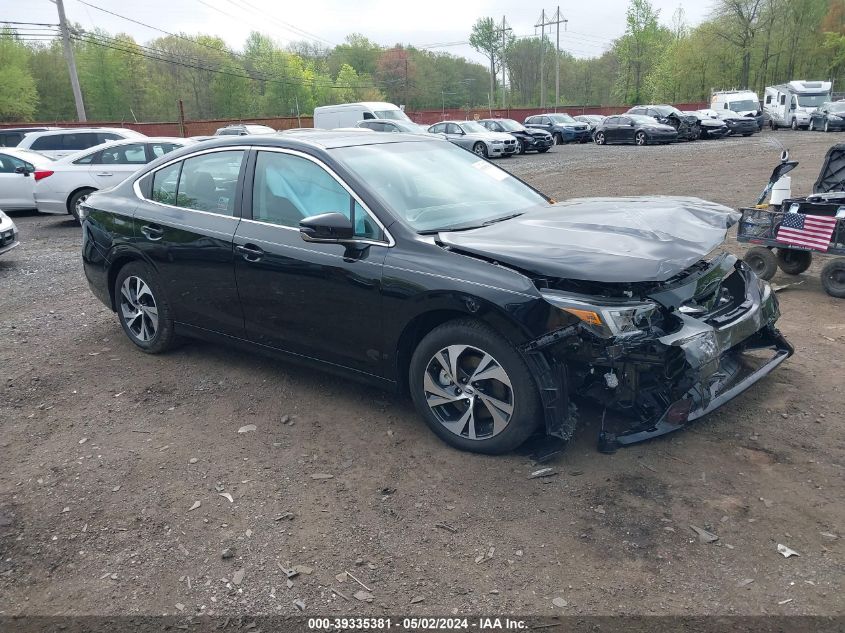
[[1, 130, 843, 618]]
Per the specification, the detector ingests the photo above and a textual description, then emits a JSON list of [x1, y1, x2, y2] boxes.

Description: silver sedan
[[426, 121, 518, 158]]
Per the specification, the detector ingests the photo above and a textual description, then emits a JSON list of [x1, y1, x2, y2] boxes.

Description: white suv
[[17, 127, 146, 159]]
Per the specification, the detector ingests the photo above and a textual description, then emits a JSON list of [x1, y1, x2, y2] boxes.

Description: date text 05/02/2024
[[307, 617, 529, 630]]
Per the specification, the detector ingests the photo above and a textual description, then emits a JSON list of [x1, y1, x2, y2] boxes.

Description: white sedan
[[34, 137, 193, 220], [0, 148, 55, 211]]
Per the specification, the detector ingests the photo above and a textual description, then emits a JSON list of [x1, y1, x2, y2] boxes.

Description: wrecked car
[[628, 105, 701, 140], [80, 132, 792, 455], [686, 110, 730, 139]]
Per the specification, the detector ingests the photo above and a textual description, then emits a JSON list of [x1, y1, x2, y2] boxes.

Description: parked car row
[[0, 126, 196, 220]]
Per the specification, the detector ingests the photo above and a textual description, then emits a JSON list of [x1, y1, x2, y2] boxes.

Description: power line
[[217, 0, 335, 46]]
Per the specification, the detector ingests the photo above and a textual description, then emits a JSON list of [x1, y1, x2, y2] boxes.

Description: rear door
[[89, 142, 149, 188], [133, 147, 247, 337], [602, 117, 620, 142], [233, 148, 388, 375]]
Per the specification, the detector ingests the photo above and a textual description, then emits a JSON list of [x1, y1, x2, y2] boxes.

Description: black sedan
[[593, 115, 678, 145], [808, 101, 845, 132], [80, 132, 791, 455], [477, 118, 553, 154]]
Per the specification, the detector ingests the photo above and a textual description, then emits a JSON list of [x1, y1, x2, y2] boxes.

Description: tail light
[[34, 170, 54, 182]]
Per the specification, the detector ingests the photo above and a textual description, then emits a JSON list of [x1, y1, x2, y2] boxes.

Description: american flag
[[776, 212, 837, 251]]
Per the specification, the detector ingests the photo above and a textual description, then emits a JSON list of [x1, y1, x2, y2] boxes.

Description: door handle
[[96, 172, 113, 177], [236, 243, 264, 262], [141, 224, 164, 241]]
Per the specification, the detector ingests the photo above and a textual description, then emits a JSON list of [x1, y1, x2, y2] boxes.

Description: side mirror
[[299, 212, 354, 243], [15, 166, 31, 177]]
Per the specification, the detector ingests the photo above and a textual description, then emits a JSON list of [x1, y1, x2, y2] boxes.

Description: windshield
[[374, 109, 411, 121], [332, 141, 548, 233], [460, 121, 488, 133], [630, 115, 660, 125], [797, 94, 830, 108], [727, 99, 758, 112], [548, 113, 576, 124], [829, 102, 845, 113], [497, 119, 524, 132]]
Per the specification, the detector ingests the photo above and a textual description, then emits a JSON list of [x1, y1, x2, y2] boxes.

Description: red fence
[[0, 103, 709, 136]]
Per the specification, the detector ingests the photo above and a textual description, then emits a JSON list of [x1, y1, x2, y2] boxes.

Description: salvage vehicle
[[34, 137, 193, 221], [808, 102, 845, 132], [427, 120, 517, 158], [686, 110, 730, 139], [711, 90, 764, 130], [524, 113, 591, 144], [593, 115, 678, 145], [696, 108, 757, 137], [0, 209, 20, 257], [627, 105, 700, 141], [80, 132, 792, 455], [477, 118, 553, 154]]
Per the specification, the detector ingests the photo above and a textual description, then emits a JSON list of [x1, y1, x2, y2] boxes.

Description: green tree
[[469, 17, 499, 106], [614, 0, 671, 104], [0, 29, 38, 121]]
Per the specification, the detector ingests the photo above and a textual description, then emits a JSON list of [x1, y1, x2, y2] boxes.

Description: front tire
[[408, 320, 541, 454], [776, 249, 812, 275], [791, 118, 798, 131], [825, 120, 830, 133], [594, 131, 606, 145], [114, 261, 177, 354], [554, 132, 564, 145], [69, 188, 96, 222], [744, 247, 777, 281], [472, 142, 487, 158], [516, 139, 525, 154], [809, 119, 815, 131]]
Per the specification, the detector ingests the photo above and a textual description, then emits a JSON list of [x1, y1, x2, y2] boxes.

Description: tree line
[[1, 0, 843, 123]]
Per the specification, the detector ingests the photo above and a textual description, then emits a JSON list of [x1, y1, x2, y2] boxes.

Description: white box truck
[[313, 102, 410, 129], [764, 80, 832, 130], [711, 90, 763, 129]]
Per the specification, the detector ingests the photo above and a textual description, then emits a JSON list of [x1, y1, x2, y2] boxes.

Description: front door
[[233, 148, 388, 376], [133, 148, 247, 337]]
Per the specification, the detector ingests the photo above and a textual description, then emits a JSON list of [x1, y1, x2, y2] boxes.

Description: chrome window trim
[[132, 145, 251, 217], [132, 145, 394, 247]]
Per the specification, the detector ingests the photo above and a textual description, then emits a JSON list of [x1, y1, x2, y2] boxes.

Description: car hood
[[438, 196, 741, 283], [644, 123, 677, 132]]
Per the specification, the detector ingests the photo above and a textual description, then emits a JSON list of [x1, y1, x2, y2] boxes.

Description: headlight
[[492, 140, 503, 144], [676, 331, 719, 364], [541, 291, 659, 338]]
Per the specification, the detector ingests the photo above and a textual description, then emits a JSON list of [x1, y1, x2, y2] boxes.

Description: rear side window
[[0, 153, 30, 173], [177, 150, 245, 214], [30, 135, 63, 151], [149, 142, 181, 158], [151, 162, 182, 205], [97, 143, 148, 165], [362, 112, 375, 120], [62, 133, 100, 150]]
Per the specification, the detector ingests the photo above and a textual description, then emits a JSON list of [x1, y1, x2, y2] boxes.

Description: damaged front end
[[524, 254, 793, 451]]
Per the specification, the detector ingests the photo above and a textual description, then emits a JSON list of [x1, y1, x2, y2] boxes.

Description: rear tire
[[776, 249, 812, 275], [635, 131, 647, 146], [408, 319, 541, 454], [68, 188, 96, 222], [821, 259, 845, 298], [744, 247, 777, 281], [114, 261, 178, 354]]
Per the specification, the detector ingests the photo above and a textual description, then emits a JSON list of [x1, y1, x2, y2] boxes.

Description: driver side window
[[251, 151, 381, 240]]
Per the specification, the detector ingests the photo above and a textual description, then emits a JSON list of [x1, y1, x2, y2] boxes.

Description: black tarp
[[814, 143, 845, 194], [439, 196, 740, 283]]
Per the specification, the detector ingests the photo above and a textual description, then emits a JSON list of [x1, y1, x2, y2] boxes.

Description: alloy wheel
[[422, 345, 514, 441], [119, 276, 159, 343], [635, 132, 647, 146], [595, 132, 605, 145], [473, 142, 486, 157]]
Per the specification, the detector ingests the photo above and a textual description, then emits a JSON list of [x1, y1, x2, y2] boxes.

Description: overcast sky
[[8, 0, 716, 64]]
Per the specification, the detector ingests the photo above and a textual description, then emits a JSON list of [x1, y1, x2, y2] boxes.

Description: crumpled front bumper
[[600, 278, 792, 451]]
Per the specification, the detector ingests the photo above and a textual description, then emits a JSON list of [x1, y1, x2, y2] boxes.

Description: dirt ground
[[0, 130, 842, 618]]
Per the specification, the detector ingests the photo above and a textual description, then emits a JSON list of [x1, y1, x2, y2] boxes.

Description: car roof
[[0, 147, 55, 162], [186, 130, 436, 151], [56, 137, 192, 163], [22, 127, 145, 140]]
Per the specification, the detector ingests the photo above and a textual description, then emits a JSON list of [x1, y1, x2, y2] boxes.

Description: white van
[[711, 90, 760, 117], [313, 102, 410, 129], [764, 81, 833, 130]]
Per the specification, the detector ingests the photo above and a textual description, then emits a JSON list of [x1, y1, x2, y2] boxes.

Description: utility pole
[[536, 10, 546, 109], [54, 0, 86, 122], [495, 16, 512, 109], [537, 9, 567, 111]]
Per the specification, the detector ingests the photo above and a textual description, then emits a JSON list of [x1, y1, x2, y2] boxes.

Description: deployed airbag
[[439, 196, 741, 283]]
